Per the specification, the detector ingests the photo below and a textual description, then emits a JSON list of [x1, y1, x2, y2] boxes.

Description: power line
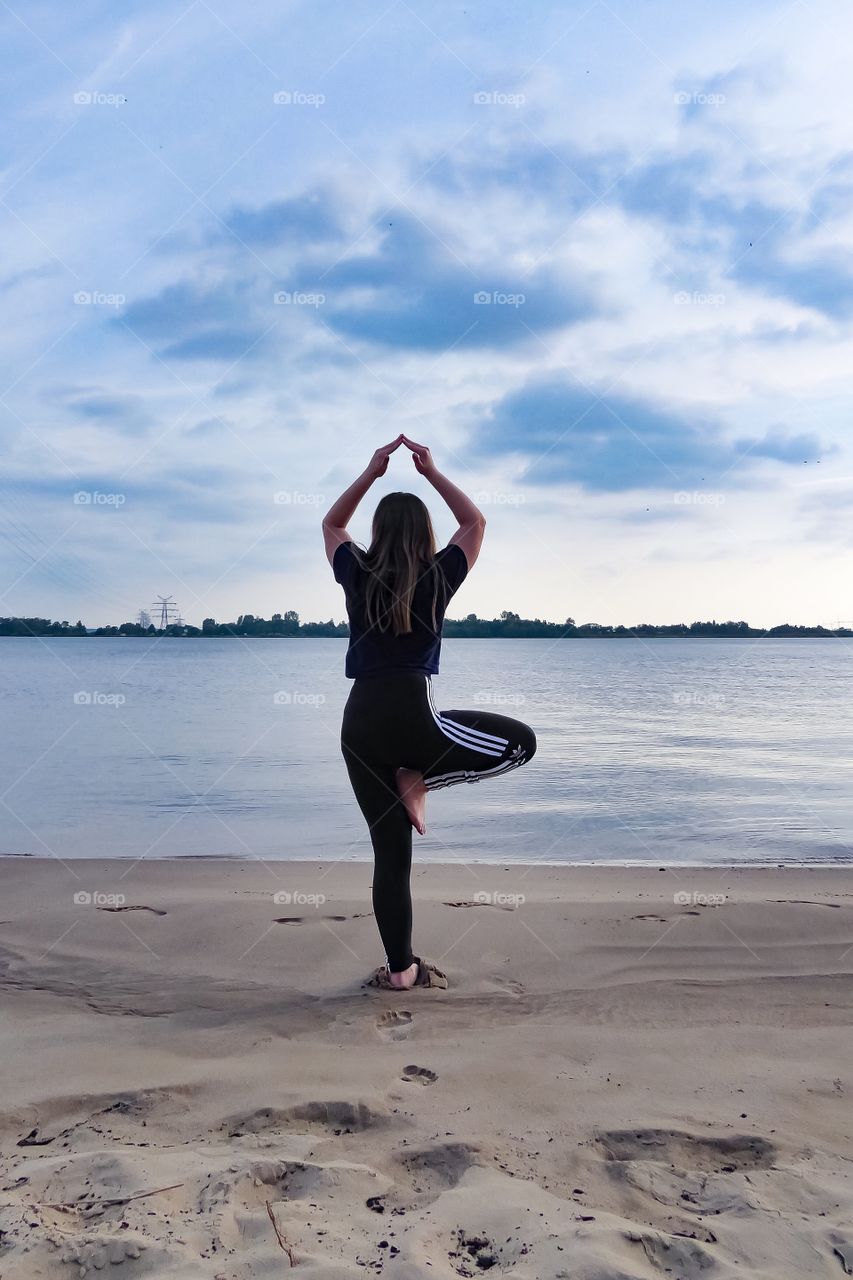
[[150, 595, 181, 630]]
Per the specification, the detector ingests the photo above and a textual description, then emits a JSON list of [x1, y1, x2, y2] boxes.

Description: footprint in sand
[[394, 1140, 480, 1198], [830, 1233, 853, 1275], [96, 904, 167, 916], [274, 913, 372, 925], [597, 1127, 776, 1172], [485, 974, 525, 996], [443, 900, 516, 912], [225, 1099, 385, 1138], [61, 1236, 147, 1269], [376, 1010, 413, 1041], [401, 1064, 437, 1086]]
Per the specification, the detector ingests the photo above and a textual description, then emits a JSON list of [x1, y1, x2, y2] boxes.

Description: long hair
[[349, 492, 447, 636]]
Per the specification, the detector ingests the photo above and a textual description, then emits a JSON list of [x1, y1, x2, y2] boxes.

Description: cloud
[[732, 427, 832, 464], [160, 328, 271, 361], [220, 190, 344, 247], [64, 390, 152, 434], [312, 210, 596, 350], [472, 372, 833, 491], [0, 263, 62, 293], [731, 234, 853, 319], [114, 279, 272, 363]]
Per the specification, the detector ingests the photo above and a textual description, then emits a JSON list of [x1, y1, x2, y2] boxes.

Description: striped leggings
[[340, 671, 537, 971]]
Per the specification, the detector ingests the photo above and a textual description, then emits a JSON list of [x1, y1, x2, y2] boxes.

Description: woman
[[323, 433, 537, 991]]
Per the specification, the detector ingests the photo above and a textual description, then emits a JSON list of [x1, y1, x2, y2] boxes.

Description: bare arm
[[401, 435, 486, 571], [322, 435, 404, 567]]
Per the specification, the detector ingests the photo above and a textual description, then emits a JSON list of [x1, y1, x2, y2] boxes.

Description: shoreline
[[3, 852, 852, 869]]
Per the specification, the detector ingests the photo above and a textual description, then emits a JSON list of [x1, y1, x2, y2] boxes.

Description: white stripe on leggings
[[425, 676, 510, 753], [426, 677, 509, 746], [431, 720, 505, 757], [424, 745, 527, 791]]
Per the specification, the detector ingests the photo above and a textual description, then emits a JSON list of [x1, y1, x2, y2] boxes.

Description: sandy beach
[[1, 857, 852, 1278]]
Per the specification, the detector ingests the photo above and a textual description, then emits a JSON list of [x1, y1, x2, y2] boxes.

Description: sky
[[1, 0, 851, 630]]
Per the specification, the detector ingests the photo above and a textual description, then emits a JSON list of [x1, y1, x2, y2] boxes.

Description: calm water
[[1, 637, 852, 865]]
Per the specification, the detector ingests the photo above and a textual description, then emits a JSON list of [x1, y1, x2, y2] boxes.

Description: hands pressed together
[[366, 434, 436, 481]]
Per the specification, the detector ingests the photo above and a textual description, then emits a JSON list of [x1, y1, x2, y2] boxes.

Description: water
[[1, 636, 852, 865]]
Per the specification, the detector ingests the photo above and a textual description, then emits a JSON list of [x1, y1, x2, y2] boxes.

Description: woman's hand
[[366, 434, 405, 480], [401, 434, 437, 478]]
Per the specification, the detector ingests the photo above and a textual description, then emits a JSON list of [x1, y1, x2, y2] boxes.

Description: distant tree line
[[1, 611, 850, 638]]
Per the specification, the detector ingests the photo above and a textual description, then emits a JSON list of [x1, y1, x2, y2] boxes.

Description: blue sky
[[1, 0, 851, 628]]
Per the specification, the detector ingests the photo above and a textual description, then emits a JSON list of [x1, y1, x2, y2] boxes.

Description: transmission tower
[[137, 609, 151, 629], [151, 595, 181, 630]]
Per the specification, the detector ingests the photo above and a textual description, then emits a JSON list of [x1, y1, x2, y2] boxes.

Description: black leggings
[[340, 671, 537, 971]]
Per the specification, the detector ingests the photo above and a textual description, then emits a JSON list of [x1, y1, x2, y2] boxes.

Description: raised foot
[[395, 766, 427, 835]]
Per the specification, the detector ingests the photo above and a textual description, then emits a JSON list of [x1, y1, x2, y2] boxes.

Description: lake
[[1, 636, 851, 865]]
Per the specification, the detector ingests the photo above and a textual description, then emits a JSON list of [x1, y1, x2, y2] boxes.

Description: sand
[[0, 857, 852, 1278]]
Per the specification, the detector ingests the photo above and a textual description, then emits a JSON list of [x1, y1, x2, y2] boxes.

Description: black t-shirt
[[333, 541, 468, 679]]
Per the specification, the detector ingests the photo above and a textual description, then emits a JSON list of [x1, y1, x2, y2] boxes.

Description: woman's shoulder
[[432, 543, 468, 592]]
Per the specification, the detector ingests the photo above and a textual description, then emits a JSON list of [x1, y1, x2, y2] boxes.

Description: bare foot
[[388, 961, 419, 989], [395, 766, 427, 835]]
